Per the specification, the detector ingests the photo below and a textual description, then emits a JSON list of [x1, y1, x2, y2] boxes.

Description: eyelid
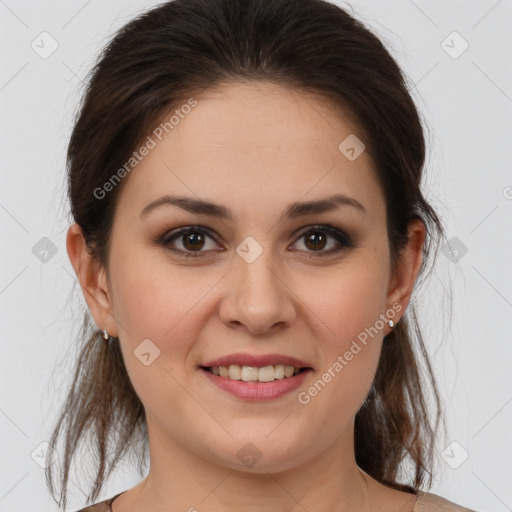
[[290, 224, 356, 252], [156, 223, 356, 258], [159, 225, 222, 251]]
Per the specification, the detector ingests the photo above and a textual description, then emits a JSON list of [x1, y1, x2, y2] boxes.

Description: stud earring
[[388, 320, 394, 328], [102, 327, 110, 340]]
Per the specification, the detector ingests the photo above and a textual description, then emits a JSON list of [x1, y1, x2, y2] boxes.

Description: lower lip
[[200, 367, 313, 401]]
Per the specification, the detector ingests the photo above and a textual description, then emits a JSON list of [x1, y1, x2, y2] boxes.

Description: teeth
[[209, 364, 303, 382]]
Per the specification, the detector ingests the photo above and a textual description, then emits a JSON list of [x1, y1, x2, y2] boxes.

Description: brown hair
[[47, 0, 449, 509]]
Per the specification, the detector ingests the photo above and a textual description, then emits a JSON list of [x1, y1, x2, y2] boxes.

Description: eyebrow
[[140, 193, 367, 221]]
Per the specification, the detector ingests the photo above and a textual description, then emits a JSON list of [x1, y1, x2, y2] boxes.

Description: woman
[[46, 0, 477, 510]]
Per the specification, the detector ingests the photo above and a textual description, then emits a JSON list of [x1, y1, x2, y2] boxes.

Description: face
[[79, 81, 415, 473]]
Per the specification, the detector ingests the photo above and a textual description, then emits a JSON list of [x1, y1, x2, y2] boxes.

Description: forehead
[[116, 81, 385, 222]]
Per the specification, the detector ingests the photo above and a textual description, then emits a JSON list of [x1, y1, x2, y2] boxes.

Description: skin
[[67, 81, 425, 512]]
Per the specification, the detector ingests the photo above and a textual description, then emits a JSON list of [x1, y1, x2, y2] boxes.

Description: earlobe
[[66, 223, 118, 337], [386, 218, 426, 315]]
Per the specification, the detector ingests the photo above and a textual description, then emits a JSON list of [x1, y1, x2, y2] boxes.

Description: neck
[[128, 421, 373, 512]]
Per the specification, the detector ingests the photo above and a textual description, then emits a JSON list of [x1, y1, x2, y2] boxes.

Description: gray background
[[1, 0, 511, 510]]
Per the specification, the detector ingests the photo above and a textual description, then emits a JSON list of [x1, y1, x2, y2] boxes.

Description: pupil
[[306, 231, 326, 251], [184, 232, 204, 250]]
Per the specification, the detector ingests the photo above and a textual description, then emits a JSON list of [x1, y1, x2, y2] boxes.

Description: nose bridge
[[236, 242, 282, 307], [221, 238, 296, 333]]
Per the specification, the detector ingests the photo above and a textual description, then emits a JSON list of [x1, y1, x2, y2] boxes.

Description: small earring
[[388, 320, 394, 328], [102, 327, 110, 340]]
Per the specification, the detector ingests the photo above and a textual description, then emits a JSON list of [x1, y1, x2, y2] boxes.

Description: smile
[[204, 364, 307, 382], [199, 365, 313, 401]]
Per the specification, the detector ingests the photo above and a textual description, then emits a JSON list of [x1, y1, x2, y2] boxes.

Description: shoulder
[[414, 490, 478, 512], [73, 492, 122, 512]]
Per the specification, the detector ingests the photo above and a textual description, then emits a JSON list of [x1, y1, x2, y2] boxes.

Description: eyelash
[[155, 224, 356, 259]]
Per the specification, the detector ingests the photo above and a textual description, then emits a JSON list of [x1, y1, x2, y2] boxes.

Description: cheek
[[111, 251, 207, 341], [301, 255, 389, 346], [295, 254, 388, 409], [108, 256, 203, 420], [109, 252, 222, 402]]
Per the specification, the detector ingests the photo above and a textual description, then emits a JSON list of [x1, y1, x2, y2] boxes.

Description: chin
[[207, 436, 313, 474]]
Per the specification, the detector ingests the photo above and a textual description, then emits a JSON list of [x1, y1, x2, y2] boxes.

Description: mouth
[[199, 364, 312, 383], [199, 364, 314, 400]]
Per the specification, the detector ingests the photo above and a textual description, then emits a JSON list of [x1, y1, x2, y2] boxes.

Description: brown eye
[[304, 231, 328, 251], [159, 226, 220, 258], [157, 224, 355, 259], [290, 225, 355, 256], [181, 231, 206, 251]]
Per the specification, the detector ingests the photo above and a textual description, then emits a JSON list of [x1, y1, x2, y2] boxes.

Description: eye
[[289, 225, 355, 256], [155, 224, 355, 259], [158, 226, 220, 258]]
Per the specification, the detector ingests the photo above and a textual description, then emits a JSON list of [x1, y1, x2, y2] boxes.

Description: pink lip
[[200, 367, 313, 401], [201, 352, 313, 369]]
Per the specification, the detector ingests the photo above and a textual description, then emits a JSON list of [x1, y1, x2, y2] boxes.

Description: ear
[[66, 223, 118, 338], [385, 218, 425, 326]]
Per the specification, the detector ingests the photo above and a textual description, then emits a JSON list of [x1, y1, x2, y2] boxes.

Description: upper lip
[[201, 352, 314, 370]]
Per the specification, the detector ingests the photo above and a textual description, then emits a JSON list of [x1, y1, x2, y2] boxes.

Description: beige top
[[74, 489, 478, 511]]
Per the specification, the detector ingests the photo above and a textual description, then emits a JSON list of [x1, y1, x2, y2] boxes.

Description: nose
[[218, 250, 297, 335]]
